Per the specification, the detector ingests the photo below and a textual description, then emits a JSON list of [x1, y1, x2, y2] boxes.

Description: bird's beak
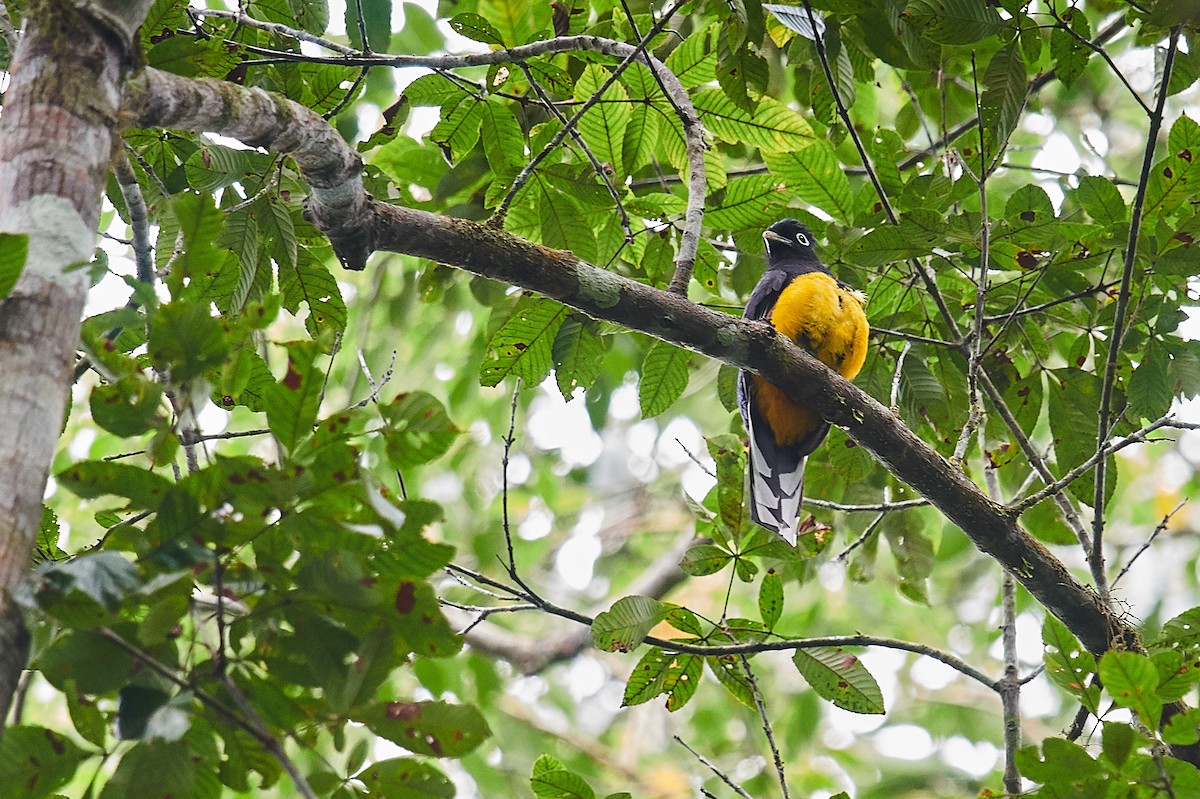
[[763, 230, 789, 245]]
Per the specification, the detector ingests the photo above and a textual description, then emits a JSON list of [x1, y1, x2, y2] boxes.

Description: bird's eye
[[795, 233, 809, 246]]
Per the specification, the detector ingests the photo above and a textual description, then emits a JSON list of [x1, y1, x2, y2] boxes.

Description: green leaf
[[89, 377, 164, 438], [1127, 340, 1172, 422], [379, 391, 460, 468], [764, 143, 854, 223], [1075, 176, 1126, 224], [793, 647, 885, 714], [1042, 615, 1099, 712], [1157, 607, 1200, 650], [980, 42, 1027, 149], [37, 629, 135, 694], [430, 96, 484, 163], [706, 655, 756, 708], [345, 0, 391, 51], [183, 141, 248, 192], [95, 740, 196, 799], [707, 433, 747, 537], [480, 296, 569, 387], [448, 12, 504, 45], [552, 314, 605, 399], [758, 569, 784, 630], [622, 647, 701, 711], [66, 682, 107, 747], [664, 25, 717, 89], [34, 551, 140, 613], [705, 174, 786, 230], [591, 595, 670, 652], [0, 232, 28, 299], [0, 726, 87, 799], [903, 0, 1005, 44], [358, 700, 491, 758], [148, 301, 227, 384], [280, 250, 347, 337], [265, 340, 322, 452], [478, 98, 526, 177], [1099, 650, 1162, 723], [639, 341, 690, 417], [57, 460, 172, 509], [680, 543, 733, 576], [694, 89, 815, 153], [574, 65, 631, 174], [357, 758, 455, 799], [531, 756, 596, 799]]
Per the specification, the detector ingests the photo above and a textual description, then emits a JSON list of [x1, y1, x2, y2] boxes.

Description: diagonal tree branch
[[123, 67, 1138, 665]]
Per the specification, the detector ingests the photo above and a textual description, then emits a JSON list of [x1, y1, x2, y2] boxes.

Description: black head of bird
[[762, 218, 818, 262]]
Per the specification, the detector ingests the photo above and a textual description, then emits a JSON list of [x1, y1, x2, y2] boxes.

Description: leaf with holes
[[1099, 650, 1161, 723], [793, 647, 885, 714], [358, 700, 490, 758], [591, 596, 671, 652], [480, 296, 569, 387]]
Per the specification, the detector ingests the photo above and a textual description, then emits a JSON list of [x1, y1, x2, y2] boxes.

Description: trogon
[[737, 219, 869, 544]]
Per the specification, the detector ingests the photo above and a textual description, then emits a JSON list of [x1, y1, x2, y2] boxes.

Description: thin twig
[[519, 63, 632, 241], [190, 7, 358, 55], [1113, 501, 1186, 588], [738, 655, 790, 799], [674, 736, 755, 799], [1010, 415, 1175, 515], [96, 628, 318, 799], [1092, 26, 1182, 601]]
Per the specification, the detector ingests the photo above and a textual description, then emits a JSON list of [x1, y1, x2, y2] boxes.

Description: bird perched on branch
[[738, 219, 869, 544]]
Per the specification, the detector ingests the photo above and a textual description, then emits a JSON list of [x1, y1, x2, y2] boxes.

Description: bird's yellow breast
[[770, 272, 868, 379], [752, 272, 868, 446]]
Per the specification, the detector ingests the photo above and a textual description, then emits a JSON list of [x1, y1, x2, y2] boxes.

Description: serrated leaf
[[0, 232, 28, 299], [1042, 615, 1099, 712], [706, 655, 756, 707], [764, 143, 853, 223], [479, 98, 526, 177], [379, 391, 460, 468], [981, 42, 1027, 149], [664, 25, 717, 88], [531, 765, 596, 799], [1075, 176, 1126, 224], [638, 341, 690, 417], [265, 340, 321, 451], [679, 543, 733, 576], [694, 89, 815, 153], [904, 0, 1005, 45], [57, 460, 172, 509], [1099, 650, 1162, 723], [574, 65, 630, 173], [705, 175, 786, 230], [1127, 340, 1172, 422], [1157, 607, 1200, 650], [480, 296, 569, 387], [357, 758, 455, 799], [758, 569, 784, 630], [430, 96, 484, 163], [358, 701, 490, 758], [552, 314, 605, 398], [280, 251, 348, 336], [793, 647, 885, 714], [591, 595, 670, 652], [448, 12, 504, 45]]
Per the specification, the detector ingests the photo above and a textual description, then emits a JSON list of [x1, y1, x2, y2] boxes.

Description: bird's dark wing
[[743, 267, 791, 321]]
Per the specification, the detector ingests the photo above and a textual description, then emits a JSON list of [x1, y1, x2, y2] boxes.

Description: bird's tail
[[746, 413, 807, 546]]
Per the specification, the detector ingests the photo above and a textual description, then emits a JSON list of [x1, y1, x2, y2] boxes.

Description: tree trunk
[[0, 0, 150, 725]]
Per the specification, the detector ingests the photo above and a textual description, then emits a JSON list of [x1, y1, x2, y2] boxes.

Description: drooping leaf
[[638, 341, 691, 418], [480, 296, 570, 387], [358, 700, 491, 758], [793, 647, 885, 714], [591, 595, 671, 652], [0, 232, 28, 299]]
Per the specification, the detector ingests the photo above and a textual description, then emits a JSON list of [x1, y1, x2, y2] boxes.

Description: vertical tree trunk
[[0, 0, 150, 725]]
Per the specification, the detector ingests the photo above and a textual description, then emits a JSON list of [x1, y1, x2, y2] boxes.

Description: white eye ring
[[796, 233, 809, 246]]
